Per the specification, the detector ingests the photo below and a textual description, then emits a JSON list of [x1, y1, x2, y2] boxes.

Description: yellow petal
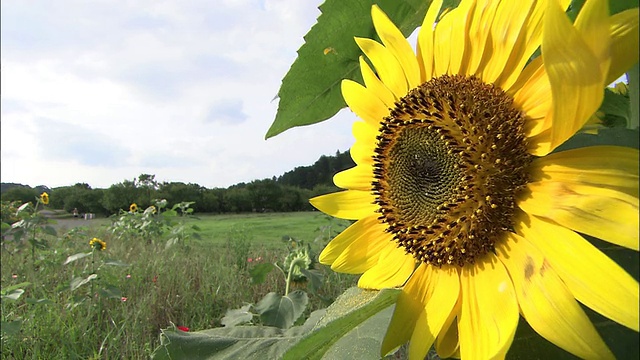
[[371, 5, 420, 89], [498, 0, 572, 90], [433, 0, 474, 76], [530, 146, 639, 197], [333, 163, 372, 191], [342, 79, 388, 128], [355, 37, 408, 98], [382, 264, 429, 356], [542, 0, 608, 152], [319, 216, 383, 265], [416, 0, 443, 81], [516, 213, 640, 331], [573, 0, 611, 78], [409, 265, 460, 360], [481, 1, 534, 85], [357, 245, 415, 289], [331, 229, 393, 274], [434, 298, 461, 358], [464, 1, 500, 76], [309, 190, 377, 220], [436, 1, 476, 74], [518, 181, 639, 251], [512, 57, 553, 137], [350, 121, 377, 166], [458, 253, 519, 360], [606, 8, 640, 85], [497, 233, 614, 359], [359, 56, 397, 108]]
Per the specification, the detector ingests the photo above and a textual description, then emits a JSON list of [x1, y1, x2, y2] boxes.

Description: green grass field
[[0, 211, 357, 359]]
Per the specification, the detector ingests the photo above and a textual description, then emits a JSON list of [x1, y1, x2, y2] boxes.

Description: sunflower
[[89, 238, 107, 251], [310, 0, 639, 359], [129, 203, 138, 213], [40, 192, 49, 205]]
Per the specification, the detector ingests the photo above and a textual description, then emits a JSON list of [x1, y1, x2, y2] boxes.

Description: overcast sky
[[1, 0, 358, 189]]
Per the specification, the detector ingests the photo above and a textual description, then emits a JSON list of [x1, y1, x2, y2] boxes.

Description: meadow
[[0, 211, 357, 359]]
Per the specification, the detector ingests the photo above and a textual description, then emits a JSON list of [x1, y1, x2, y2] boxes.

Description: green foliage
[[266, 0, 434, 138], [2, 212, 358, 358], [108, 199, 200, 247]]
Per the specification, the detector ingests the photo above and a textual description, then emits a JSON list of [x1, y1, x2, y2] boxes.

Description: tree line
[[1, 150, 356, 215]]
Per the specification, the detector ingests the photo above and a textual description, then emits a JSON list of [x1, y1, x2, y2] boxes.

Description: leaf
[[221, 304, 254, 327], [25, 298, 53, 305], [63, 252, 92, 265], [321, 306, 395, 360], [1, 282, 31, 295], [266, 0, 433, 138], [249, 263, 275, 284], [599, 88, 630, 127], [555, 127, 639, 152], [1, 289, 25, 301], [70, 274, 98, 291], [282, 287, 400, 360], [628, 63, 639, 130], [0, 320, 22, 336], [42, 225, 57, 236], [103, 259, 130, 267], [98, 284, 123, 299], [300, 268, 324, 294], [255, 290, 308, 329], [151, 309, 326, 360]]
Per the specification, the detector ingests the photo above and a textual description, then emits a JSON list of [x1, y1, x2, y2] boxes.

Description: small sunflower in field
[[311, 0, 639, 359], [40, 192, 49, 205], [89, 238, 107, 251], [129, 203, 138, 213]]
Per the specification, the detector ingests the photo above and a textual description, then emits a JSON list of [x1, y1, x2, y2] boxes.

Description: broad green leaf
[[599, 88, 631, 127], [70, 274, 98, 291], [1, 289, 25, 301], [42, 225, 57, 236], [1, 282, 31, 295], [555, 127, 639, 152], [282, 287, 400, 360], [266, 0, 434, 138], [103, 259, 130, 267], [321, 306, 395, 360], [25, 298, 53, 305], [300, 268, 324, 295], [249, 263, 275, 284], [63, 252, 92, 265], [0, 320, 22, 336], [628, 63, 639, 129], [221, 304, 254, 327], [98, 284, 123, 299], [255, 290, 308, 329], [151, 309, 326, 360]]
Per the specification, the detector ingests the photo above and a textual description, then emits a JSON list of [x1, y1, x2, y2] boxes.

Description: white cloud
[[0, 0, 357, 189]]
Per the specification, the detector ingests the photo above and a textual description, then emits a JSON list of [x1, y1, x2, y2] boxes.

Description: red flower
[[177, 326, 189, 332]]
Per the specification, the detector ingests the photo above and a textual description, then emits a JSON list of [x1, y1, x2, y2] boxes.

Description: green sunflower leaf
[[282, 287, 400, 360], [266, 0, 436, 139], [254, 290, 308, 329], [151, 309, 326, 360]]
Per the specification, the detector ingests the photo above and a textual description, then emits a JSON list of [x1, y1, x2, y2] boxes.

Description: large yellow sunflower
[[310, 0, 639, 359]]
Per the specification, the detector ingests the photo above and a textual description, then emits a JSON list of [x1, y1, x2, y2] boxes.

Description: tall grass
[[1, 213, 357, 359]]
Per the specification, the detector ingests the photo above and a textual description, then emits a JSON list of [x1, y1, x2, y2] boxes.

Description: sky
[[1, 0, 358, 190]]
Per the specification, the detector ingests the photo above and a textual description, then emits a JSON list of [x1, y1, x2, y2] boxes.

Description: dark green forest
[[0, 150, 356, 215]]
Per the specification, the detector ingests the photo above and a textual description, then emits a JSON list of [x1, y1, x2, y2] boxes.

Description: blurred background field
[[1, 210, 356, 359]]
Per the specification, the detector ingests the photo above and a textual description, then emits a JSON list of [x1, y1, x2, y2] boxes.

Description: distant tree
[[157, 182, 203, 210], [223, 186, 252, 213], [102, 180, 141, 214], [1, 186, 38, 204]]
